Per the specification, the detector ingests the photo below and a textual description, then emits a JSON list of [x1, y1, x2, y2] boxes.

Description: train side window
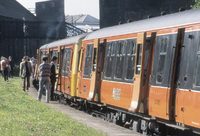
[[77, 49, 82, 71], [135, 44, 142, 75], [156, 38, 168, 83], [50, 50, 53, 59], [52, 50, 59, 69], [104, 42, 116, 79], [83, 44, 94, 78], [125, 40, 136, 81], [143, 38, 150, 85], [194, 55, 200, 87], [193, 39, 200, 87], [41, 51, 47, 63], [64, 48, 72, 77], [114, 41, 126, 80], [92, 48, 97, 71], [40, 51, 44, 63], [52, 50, 58, 58], [61, 48, 72, 77], [61, 49, 67, 76], [80, 51, 84, 72]]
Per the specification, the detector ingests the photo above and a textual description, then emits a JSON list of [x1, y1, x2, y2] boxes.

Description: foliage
[[0, 77, 106, 136], [191, 0, 200, 9], [13, 64, 20, 76]]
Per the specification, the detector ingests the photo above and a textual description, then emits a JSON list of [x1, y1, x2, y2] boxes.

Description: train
[[35, 8, 200, 135]]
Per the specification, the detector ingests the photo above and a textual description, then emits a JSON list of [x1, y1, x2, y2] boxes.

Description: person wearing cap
[[50, 56, 58, 101], [20, 56, 32, 91], [37, 56, 51, 103]]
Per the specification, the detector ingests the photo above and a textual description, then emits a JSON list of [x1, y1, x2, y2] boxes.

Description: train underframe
[[53, 91, 199, 136]]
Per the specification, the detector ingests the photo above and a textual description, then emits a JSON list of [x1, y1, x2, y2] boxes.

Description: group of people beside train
[[19, 55, 58, 103], [0, 56, 14, 81]]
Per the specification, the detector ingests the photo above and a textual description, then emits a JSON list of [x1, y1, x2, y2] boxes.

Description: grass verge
[[0, 77, 106, 136]]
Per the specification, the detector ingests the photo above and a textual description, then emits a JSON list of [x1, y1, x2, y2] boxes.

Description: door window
[[156, 38, 168, 83], [136, 44, 142, 75], [125, 40, 136, 81], [104, 42, 116, 79], [114, 41, 126, 79], [61, 48, 72, 77], [193, 39, 200, 87], [83, 44, 94, 78]]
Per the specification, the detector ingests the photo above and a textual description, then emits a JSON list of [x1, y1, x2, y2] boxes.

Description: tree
[[191, 0, 200, 9]]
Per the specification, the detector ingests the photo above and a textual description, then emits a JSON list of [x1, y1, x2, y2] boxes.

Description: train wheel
[[105, 112, 111, 122], [58, 95, 62, 103]]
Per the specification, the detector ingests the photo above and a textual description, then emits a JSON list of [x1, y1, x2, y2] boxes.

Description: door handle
[[181, 106, 184, 112], [177, 82, 181, 89]]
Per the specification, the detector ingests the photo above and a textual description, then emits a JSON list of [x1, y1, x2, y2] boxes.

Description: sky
[[16, 0, 100, 19]]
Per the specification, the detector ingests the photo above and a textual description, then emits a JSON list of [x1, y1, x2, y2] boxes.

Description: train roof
[[40, 33, 89, 49], [84, 8, 200, 40], [40, 43, 49, 50]]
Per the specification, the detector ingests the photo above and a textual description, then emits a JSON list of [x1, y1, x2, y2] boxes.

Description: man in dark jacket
[[50, 56, 57, 100], [20, 56, 32, 91], [8, 56, 14, 78]]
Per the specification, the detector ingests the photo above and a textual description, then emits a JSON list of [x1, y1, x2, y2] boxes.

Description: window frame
[[114, 40, 127, 81], [103, 41, 116, 80], [83, 44, 94, 79], [61, 47, 72, 77], [124, 39, 137, 83], [156, 37, 168, 84], [193, 34, 200, 89], [103, 39, 138, 84]]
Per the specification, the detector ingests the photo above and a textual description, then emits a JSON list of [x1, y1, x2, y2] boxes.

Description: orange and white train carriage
[[37, 8, 200, 135]]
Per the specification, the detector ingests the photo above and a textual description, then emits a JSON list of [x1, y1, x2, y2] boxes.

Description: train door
[[78, 39, 103, 100], [129, 33, 146, 112], [88, 40, 106, 101], [61, 47, 72, 95], [35, 49, 41, 79], [55, 47, 61, 92], [175, 30, 200, 128], [142, 32, 157, 113], [78, 41, 94, 99], [97, 40, 106, 102], [149, 29, 185, 120], [87, 39, 99, 100]]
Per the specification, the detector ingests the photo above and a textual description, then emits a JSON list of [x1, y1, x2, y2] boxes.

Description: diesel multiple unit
[[36, 8, 200, 135]]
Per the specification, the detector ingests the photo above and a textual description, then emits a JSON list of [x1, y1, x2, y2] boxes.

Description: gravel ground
[[28, 82, 142, 136]]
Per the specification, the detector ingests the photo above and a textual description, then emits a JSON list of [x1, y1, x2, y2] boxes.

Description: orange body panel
[[175, 89, 184, 124], [176, 90, 200, 128], [61, 76, 71, 95], [78, 78, 91, 99], [149, 86, 170, 120], [56, 45, 74, 94], [60, 77, 65, 93], [77, 41, 92, 99], [101, 81, 133, 109]]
